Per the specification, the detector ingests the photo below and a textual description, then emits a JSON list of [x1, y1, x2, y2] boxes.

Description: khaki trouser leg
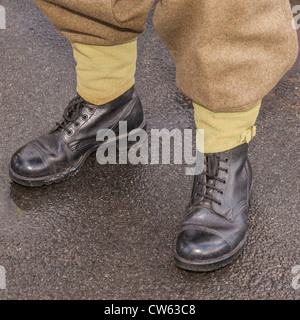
[[34, 0, 155, 45], [34, 0, 298, 151], [34, 0, 298, 112], [154, 0, 298, 112], [34, 0, 155, 104]]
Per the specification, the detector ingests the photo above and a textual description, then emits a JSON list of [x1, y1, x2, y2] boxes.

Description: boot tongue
[[191, 154, 221, 206], [202, 154, 219, 204], [203, 177, 217, 205], [62, 96, 86, 124], [51, 95, 86, 134], [206, 154, 219, 177]]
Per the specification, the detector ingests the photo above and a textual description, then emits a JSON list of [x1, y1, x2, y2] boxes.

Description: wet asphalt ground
[[0, 0, 299, 300]]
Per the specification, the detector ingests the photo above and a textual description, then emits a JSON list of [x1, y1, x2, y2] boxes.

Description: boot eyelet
[[67, 130, 73, 136], [82, 115, 88, 121], [74, 122, 80, 128], [225, 158, 229, 163], [218, 201, 222, 206]]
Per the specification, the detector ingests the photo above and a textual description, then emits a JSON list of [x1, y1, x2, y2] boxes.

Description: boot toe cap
[[10, 144, 50, 179], [174, 229, 231, 262]]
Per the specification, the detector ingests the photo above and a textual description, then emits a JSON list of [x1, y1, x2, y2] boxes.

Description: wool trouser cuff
[[194, 100, 261, 154], [71, 40, 137, 105]]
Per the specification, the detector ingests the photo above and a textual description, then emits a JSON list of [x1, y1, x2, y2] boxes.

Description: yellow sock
[[194, 101, 261, 153], [71, 39, 137, 105]]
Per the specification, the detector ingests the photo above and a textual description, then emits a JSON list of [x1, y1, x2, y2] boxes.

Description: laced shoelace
[[56, 95, 94, 134], [195, 154, 228, 205]]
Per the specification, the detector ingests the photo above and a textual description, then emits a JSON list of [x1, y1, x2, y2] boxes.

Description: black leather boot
[[174, 143, 252, 272], [10, 86, 146, 187]]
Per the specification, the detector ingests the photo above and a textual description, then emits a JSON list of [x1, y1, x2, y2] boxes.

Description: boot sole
[[173, 235, 247, 272], [9, 120, 147, 187]]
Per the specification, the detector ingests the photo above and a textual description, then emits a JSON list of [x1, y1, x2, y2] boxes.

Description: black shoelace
[[56, 95, 94, 134], [195, 154, 228, 205]]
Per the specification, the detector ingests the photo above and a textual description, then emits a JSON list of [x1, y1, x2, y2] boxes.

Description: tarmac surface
[[0, 0, 299, 300]]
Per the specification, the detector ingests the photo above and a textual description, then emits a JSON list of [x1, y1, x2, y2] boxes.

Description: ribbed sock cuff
[[71, 39, 137, 105], [193, 100, 261, 153]]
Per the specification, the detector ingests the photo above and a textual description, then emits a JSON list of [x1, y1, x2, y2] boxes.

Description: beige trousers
[[34, 0, 298, 112]]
